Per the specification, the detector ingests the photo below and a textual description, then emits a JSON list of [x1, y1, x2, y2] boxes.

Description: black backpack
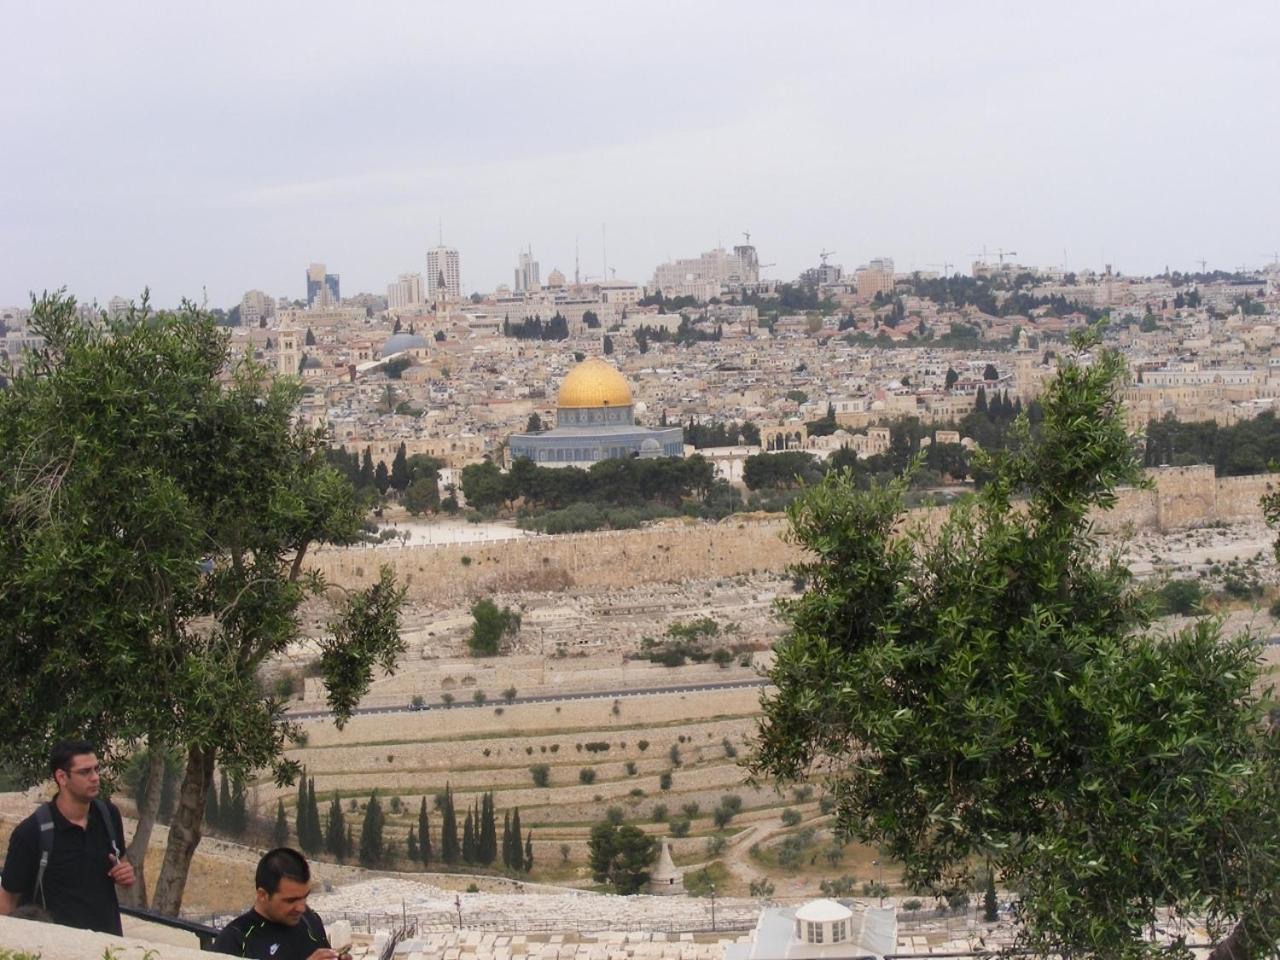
[[32, 798, 121, 908]]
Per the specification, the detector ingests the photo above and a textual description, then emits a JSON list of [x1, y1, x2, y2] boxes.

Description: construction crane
[[969, 248, 1017, 266], [818, 249, 837, 266], [927, 262, 954, 276], [1197, 259, 1208, 273], [742, 230, 752, 245]]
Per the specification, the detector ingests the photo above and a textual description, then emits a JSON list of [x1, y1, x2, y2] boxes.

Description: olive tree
[[0, 292, 406, 914], [750, 330, 1280, 959]]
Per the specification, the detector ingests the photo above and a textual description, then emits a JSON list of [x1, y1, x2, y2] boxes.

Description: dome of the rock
[[556, 358, 633, 409]]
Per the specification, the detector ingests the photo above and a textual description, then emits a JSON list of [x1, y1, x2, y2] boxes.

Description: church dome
[[380, 332, 429, 358], [557, 358, 633, 409]]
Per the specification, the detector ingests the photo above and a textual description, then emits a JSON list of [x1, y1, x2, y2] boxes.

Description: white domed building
[[726, 898, 897, 960], [507, 357, 683, 467]]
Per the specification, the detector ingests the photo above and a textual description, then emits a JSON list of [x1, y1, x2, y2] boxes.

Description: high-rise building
[[306, 263, 340, 307], [514, 249, 540, 293], [426, 246, 461, 300], [387, 273, 424, 310], [240, 289, 276, 327], [650, 248, 753, 299], [854, 258, 895, 299]]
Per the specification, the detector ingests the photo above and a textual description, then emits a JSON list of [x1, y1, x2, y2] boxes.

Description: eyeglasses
[[68, 764, 100, 777]]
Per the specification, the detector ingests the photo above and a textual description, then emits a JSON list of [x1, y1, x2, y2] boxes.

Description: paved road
[[291, 676, 771, 721]]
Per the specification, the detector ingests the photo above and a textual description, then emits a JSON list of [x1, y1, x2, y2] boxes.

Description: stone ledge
[[0, 914, 209, 960]]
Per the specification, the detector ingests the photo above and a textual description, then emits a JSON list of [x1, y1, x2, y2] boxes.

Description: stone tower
[[646, 838, 684, 896]]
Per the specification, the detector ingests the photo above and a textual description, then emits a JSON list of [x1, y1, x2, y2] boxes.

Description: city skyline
[[2, 0, 1278, 307]]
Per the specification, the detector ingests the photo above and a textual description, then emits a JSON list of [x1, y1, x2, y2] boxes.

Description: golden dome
[[557, 358, 633, 409]]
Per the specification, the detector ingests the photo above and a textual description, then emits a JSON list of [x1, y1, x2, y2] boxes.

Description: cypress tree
[[479, 792, 497, 865], [359, 791, 385, 867], [462, 808, 476, 865], [391, 443, 410, 492], [502, 811, 512, 868], [441, 784, 460, 865], [303, 777, 322, 853], [418, 797, 431, 869], [524, 832, 533, 873], [407, 826, 419, 862], [345, 825, 354, 862], [510, 808, 523, 874], [295, 774, 310, 850], [228, 778, 248, 837], [274, 799, 289, 847], [359, 448, 375, 489], [218, 770, 231, 831], [326, 792, 346, 862]]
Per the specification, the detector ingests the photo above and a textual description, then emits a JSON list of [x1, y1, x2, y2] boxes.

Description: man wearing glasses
[[0, 739, 135, 934]]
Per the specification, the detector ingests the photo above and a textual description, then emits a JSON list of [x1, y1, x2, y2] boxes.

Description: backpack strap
[[33, 803, 55, 909], [93, 798, 121, 859]]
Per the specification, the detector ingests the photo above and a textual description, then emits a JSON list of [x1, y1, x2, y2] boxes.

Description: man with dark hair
[[213, 847, 343, 959], [0, 739, 134, 934]]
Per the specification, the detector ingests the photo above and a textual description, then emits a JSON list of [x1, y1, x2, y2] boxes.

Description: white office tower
[[387, 273, 424, 310], [426, 246, 461, 301], [514, 249, 541, 293]]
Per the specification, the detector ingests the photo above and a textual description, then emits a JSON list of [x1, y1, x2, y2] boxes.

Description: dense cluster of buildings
[[4, 244, 1279, 498]]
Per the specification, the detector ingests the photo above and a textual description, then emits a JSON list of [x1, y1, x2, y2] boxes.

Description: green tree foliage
[[479, 791, 497, 866], [524, 832, 533, 873], [227, 778, 247, 837], [218, 771, 232, 833], [509, 808, 523, 872], [468, 598, 522, 656], [684, 420, 756, 449], [588, 822, 656, 894], [418, 797, 431, 869], [389, 442, 410, 492], [750, 329, 1280, 960], [462, 455, 715, 521], [359, 791, 385, 867], [0, 292, 406, 914], [1144, 411, 1280, 476], [273, 800, 289, 847], [743, 452, 823, 491], [325, 792, 346, 863], [407, 826, 419, 862], [501, 313, 570, 340], [440, 784, 460, 865], [297, 775, 322, 855], [462, 806, 477, 864]]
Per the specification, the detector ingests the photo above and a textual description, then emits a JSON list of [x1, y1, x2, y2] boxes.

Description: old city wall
[[310, 469, 1277, 600], [308, 519, 802, 603]]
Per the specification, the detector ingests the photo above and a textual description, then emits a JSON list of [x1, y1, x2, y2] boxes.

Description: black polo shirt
[[0, 798, 125, 936], [212, 907, 330, 959]]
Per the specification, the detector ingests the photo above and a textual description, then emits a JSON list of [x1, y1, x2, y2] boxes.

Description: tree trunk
[[1206, 923, 1250, 960], [120, 744, 164, 908], [150, 743, 215, 916]]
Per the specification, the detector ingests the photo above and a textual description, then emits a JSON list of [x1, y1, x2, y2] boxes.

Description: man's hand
[[107, 855, 135, 888]]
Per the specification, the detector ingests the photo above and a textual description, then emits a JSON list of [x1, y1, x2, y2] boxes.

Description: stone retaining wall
[[310, 468, 1277, 600]]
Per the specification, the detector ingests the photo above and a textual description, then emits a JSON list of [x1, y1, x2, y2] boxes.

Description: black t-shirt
[[213, 907, 330, 959], [0, 798, 125, 936]]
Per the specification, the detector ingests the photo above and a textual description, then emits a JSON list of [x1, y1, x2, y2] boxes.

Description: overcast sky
[[2, 0, 1278, 308]]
